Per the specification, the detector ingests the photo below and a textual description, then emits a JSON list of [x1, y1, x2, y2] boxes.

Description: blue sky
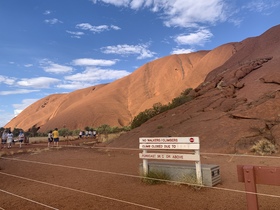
[[1, 0, 280, 127]]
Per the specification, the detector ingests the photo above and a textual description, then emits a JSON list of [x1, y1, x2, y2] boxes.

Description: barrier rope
[[0, 188, 59, 210], [32, 143, 280, 159], [1, 156, 280, 199], [0, 170, 159, 210]]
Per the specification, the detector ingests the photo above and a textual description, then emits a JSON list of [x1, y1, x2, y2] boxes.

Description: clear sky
[[1, 0, 280, 127]]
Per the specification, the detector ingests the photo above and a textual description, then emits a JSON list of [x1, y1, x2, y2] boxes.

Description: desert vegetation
[[141, 169, 171, 185], [131, 88, 194, 129], [250, 139, 278, 155]]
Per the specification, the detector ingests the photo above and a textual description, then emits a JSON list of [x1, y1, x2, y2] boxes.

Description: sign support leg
[[195, 150, 202, 185], [143, 149, 148, 175]]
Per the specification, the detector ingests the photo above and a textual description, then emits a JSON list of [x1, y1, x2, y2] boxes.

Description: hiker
[[18, 130, 25, 148], [48, 130, 53, 147], [7, 130, 13, 149], [52, 128, 59, 147], [1, 130, 7, 149], [88, 130, 92, 137]]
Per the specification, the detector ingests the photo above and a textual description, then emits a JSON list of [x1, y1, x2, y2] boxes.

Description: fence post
[[243, 166, 259, 210], [237, 165, 280, 210]]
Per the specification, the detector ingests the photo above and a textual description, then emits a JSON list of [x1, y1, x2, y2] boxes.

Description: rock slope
[[107, 24, 280, 153], [6, 46, 235, 132]]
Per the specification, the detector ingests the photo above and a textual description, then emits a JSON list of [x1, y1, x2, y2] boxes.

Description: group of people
[[1, 130, 25, 149], [1, 127, 98, 149], [47, 128, 60, 147], [79, 130, 97, 139]]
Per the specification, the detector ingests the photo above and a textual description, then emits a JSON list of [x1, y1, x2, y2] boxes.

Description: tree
[[12, 128, 22, 137], [97, 124, 111, 134], [59, 128, 72, 137], [28, 125, 39, 137]]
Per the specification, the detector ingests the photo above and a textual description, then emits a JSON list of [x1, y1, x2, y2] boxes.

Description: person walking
[[79, 130, 83, 139], [1, 130, 7, 149], [7, 131, 13, 149], [18, 130, 24, 148], [47, 130, 53, 147], [52, 128, 59, 147]]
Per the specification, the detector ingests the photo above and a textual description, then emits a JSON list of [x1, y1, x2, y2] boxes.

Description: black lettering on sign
[[172, 155, 183, 159]]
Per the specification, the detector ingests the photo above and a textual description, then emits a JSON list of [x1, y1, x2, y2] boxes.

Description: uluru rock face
[[6, 24, 280, 154], [5, 44, 236, 133], [107, 24, 280, 153]]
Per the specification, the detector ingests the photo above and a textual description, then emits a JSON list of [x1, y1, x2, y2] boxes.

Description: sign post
[[139, 137, 202, 185], [142, 149, 148, 175], [195, 149, 202, 185]]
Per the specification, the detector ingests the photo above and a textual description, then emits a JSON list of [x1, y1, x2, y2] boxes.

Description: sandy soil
[[0, 138, 280, 210]]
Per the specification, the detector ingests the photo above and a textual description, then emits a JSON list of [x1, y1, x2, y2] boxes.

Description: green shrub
[[110, 126, 121, 133], [141, 170, 171, 185], [157, 125, 163, 129], [168, 95, 193, 109], [179, 173, 202, 190], [121, 126, 131, 132], [59, 128, 72, 137], [97, 124, 111, 134], [131, 88, 194, 129], [131, 108, 156, 129], [72, 129, 80, 136], [181, 88, 193, 96]]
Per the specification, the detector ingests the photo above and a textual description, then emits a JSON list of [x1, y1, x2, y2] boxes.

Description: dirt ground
[[0, 138, 280, 210]]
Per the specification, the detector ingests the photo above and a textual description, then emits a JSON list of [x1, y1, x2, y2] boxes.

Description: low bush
[[250, 139, 278, 155], [141, 170, 171, 185], [131, 88, 194, 129], [179, 173, 202, 190]]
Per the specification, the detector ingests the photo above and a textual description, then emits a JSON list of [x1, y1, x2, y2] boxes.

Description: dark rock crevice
[[175, 55, 185, 79], [143, 63, 153, 99]]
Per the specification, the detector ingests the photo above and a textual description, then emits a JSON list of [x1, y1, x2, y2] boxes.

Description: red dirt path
[[0, 139, 280, 210]]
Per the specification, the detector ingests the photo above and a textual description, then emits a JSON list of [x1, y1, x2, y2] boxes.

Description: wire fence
[[1, 143, 280, 209]]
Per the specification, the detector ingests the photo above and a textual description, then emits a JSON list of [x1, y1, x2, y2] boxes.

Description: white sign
[[139, 143, 199, 150], [139, 136, 202, 185], [139, 137, 199, 144], [139, 152, 200, 161]]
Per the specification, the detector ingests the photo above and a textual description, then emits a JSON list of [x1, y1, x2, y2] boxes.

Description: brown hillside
[[107, 24, 280, 154], [5, 45, 235, 132]]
